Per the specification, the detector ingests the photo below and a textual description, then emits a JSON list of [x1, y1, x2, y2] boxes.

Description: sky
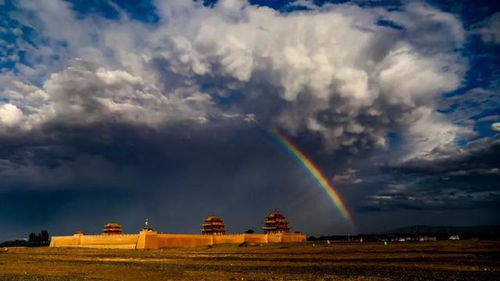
[[0, 0, 499, 240]]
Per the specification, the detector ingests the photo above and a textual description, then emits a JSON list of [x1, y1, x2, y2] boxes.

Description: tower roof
[[103, 222, 123, 234], [265, 211, 286, 219], [204, 215, 223, 222], [201, 215, 226, 235]]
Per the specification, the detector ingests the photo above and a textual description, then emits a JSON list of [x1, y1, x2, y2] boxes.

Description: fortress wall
[[267, 233, 283, 243], [79, 234, 139, 246], [50, 232, 306, 249], [77, 244, 137, 249], [50, 235, 80, 247], [156, 234, 213, 248], [281, 233, 306, 242], [243, 234, 268, 244], [50, 234, 139, 249], [266, 233, 306, 243], [137, 231, 158, 249], [213, 234, 245, 244]]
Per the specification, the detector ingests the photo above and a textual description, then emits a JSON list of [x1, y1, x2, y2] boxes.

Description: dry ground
[[0, 240, 499, 281]]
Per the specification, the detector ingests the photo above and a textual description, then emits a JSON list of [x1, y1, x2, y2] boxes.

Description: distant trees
[[0, 230, 51, 247], [244, 229, 255, 234], [28, 232, 38, 243], [28, 230, 50, 246], [307, 236, 317, 241], [41, 230, 49, 243]]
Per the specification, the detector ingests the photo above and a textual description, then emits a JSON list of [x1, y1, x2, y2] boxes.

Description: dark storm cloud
[[0, 119, 259, 187], [392, 137, 499, 176], [361, 137, 500, 212], [0, 121, 354, 239]]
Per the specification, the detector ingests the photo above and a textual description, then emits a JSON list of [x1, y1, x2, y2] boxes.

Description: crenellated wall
[[50, 231, 306, 249]]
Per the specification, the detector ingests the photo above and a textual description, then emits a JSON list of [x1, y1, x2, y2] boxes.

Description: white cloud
[[472, 12, 500, 44], [492, 122, 500, 132], [0, 0, 468, 161], [385, 2, 464, 50], [2, 60, 218, 130], [402, 107, 469, 161], [0, 104, 23, 127], [440, 88, 500, 124], [333, 168, 363, 185]]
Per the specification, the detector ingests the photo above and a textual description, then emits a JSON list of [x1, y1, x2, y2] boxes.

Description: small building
[[263, 211, 289, 233], [418, 236, 437, 242], [102, 222, 123, 234], [449, 235, 460, 240], [201, 216, 226, 235], [141, 219, 154, 232]]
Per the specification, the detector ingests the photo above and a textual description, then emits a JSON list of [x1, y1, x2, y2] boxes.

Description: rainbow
[[270, 129, 353, 225]]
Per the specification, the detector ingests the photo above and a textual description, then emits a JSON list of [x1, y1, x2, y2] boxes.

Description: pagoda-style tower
[[102, 222, 123, 234], [263, 211, 289, 233], [201, 216, 226, 235]]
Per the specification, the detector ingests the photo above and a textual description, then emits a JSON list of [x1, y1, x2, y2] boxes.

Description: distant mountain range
[[385, 225, 500, 235]]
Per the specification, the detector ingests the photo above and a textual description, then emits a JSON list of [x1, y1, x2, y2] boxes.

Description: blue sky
[[0, 0, 498, 240]]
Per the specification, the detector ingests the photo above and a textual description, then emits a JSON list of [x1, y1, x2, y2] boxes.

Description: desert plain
[[0, 240, 498, 281]]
